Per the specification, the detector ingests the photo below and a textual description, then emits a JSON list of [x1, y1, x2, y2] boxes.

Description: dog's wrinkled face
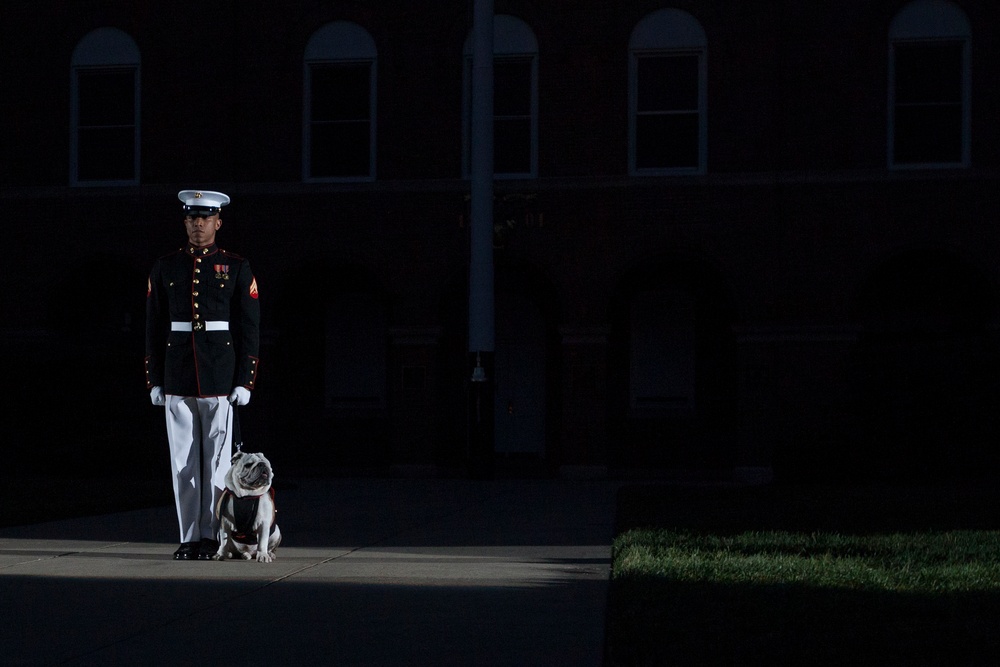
[[229, 451, 273, 494]]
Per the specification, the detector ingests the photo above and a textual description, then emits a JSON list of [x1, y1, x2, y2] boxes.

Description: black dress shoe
[[173, 542, 199, 560], [197, 538, 220, 560]]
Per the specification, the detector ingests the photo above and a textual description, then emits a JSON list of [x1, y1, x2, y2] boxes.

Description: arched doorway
[[438, 258, 560, 475], [272, 262, 390, 470], [491, 258, 561, 474], [609, 255, 738, 470], [494, 289, 547, 458], [854, 249, 999, 480]]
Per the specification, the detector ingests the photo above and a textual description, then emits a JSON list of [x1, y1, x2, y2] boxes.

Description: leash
[[231, 400, 243, 454]]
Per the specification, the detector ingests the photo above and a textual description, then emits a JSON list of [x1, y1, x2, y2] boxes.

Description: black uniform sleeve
[[231, 259, 260, 390], [144, 260, 167, 389]]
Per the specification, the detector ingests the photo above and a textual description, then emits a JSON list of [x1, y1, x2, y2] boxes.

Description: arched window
[[70, 28, 140, 185], [628, 9, 707, 175], [304, 22, 377, 182], [463, 15, 538, 178], [888, 0, 971, 168]]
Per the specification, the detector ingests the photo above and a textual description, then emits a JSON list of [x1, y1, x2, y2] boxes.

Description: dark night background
[[1, 0, 997, 484]]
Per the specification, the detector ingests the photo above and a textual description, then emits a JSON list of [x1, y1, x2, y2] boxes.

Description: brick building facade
[[2, 0, 997, 481]]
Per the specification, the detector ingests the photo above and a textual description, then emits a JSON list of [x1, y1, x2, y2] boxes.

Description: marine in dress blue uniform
[[145, 190, 260, 560]]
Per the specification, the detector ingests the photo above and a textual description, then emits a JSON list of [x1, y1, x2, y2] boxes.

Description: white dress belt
[[171, 321, 229, 332]]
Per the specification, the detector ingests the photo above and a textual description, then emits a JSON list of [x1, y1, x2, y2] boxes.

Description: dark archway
[[28, 255, 152, 476], [437, 256, 563, 476], [608, 253, 739, 471], [852, 249, 1000, 481], [270, 261, 391, 472]]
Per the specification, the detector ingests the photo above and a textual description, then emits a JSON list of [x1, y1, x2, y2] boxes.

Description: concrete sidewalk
[[0, 478, 619, 666]]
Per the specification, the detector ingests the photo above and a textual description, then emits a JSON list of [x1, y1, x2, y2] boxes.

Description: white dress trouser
[[164, 395, 234, 543]]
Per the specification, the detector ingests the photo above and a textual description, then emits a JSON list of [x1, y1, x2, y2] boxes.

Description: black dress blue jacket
[[145, 242, 260, 397]]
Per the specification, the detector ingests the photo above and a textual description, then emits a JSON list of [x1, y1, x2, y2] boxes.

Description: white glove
[[229, 386, 251, 406], [150, 386, 165, 406]]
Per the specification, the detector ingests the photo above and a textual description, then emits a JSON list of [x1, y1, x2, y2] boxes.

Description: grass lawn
[[607, 482, 1000, 666]]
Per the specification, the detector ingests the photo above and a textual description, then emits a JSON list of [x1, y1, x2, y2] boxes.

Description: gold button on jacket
[[145, 242, 260, 397]]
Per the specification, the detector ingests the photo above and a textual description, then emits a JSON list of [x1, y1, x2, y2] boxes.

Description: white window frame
[[888, 0, 971, 170], [303, 21, 377, 183], [70, 28, 140, 187], [628, 9, 708, 176], [462, 14, 539, 180]]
